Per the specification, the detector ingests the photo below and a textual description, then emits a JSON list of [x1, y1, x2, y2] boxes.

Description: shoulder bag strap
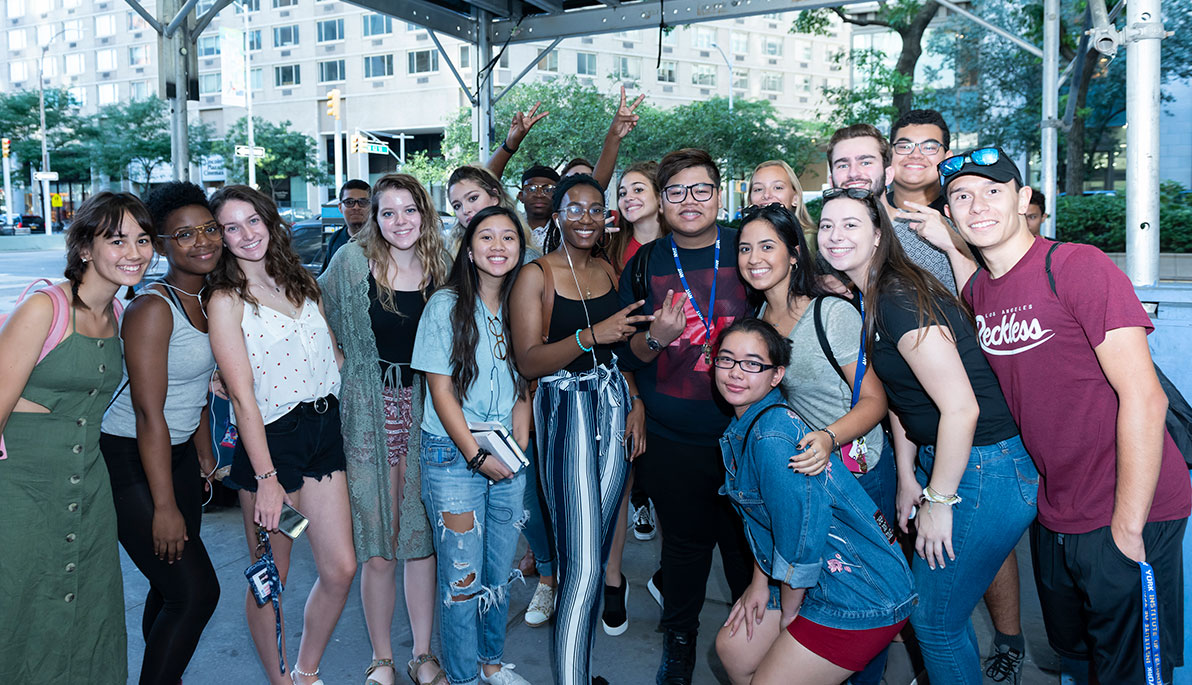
[[1044, 241, 1064, 297], [813, 296, 847, 384], [532, 259, 556, 343]]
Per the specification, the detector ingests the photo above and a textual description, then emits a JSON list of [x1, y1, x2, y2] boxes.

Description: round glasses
[[712, 355, 778, 373], [560, 205, 607, 222], [162, 221, 221, 247], [662, 183, 716, 204]]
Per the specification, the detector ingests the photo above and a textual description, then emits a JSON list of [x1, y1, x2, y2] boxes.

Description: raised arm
[[1096, 326, 1169, 562], [899, 200, 978, 291], [592, 86, 645, 190], [486, 102, 549, 180]]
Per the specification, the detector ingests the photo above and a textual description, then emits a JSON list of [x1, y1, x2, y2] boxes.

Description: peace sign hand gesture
[[590, 300, 654, 345], [608, 85, 646, 141], [506, 101, 550, 150]]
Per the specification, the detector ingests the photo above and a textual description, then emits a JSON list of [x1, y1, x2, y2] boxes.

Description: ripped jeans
[[420, 430, 527, 685]]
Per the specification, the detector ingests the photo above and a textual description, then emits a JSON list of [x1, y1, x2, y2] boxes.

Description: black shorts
[[1031, 518, 1187, 683], [230, 395, 346, 494]]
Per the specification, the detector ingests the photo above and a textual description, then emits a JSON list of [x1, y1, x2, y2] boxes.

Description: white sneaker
[[480, 663, 532, 685], [524, 582, 554, 627]]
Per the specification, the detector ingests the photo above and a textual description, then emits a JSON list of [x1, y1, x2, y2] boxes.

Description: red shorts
[[787, 616, 908, 672]]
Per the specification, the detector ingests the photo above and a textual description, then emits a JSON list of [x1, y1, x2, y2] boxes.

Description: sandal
[[365, 658, 396, 685], [408, 653, 447, 685]]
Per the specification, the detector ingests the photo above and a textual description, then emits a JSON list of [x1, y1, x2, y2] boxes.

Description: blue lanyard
[[669, 230, 719, 355], [1140, 560, 1162, 684], [850, 292, 867, 407]]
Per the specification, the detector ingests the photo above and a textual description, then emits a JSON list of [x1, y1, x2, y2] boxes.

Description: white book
[[467, 421, 529, 473]]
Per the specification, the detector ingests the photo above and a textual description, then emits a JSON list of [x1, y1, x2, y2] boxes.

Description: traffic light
[[1, 138, 8, 158], [326, 89, 341, 119], [350, 134, 363, 154]]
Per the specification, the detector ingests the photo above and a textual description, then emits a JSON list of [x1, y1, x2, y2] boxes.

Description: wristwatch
[[645, 331, 665, 352]]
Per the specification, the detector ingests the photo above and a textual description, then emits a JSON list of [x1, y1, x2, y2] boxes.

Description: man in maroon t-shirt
[[940, 147, 1190, 684]]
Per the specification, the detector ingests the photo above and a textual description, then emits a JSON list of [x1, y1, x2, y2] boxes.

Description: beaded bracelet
[[254, 469, 278, 481], [575, 328, 594, 353], [467, 448, 491, 475]]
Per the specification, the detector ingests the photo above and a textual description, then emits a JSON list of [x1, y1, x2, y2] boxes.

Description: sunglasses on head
[[937, 147, 1002, 186], [822, 187, 875, 201], [740, 202, 788, 221]]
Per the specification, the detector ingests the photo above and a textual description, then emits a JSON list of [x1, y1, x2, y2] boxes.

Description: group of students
[[0, 95, 1187, 685]]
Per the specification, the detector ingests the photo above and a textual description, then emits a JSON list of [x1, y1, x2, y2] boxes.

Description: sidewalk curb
[[0, 234, 65, 251]]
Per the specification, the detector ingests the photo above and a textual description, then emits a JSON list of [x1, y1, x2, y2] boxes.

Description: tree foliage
[[213, 116, 330, 201], [0, 88, 81, 181]]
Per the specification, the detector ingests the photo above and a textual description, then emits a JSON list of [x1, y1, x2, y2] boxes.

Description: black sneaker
[[656, 629, 697, 685], [647, 568, 664, 608], [984, 643, 1024, 684], [601, 574, 629, 636], [633, 501, 657, 540]]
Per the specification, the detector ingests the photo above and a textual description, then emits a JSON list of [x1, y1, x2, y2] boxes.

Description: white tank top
[[238, 298, 341, 425]]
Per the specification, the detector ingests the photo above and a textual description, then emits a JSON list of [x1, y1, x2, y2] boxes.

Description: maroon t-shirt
[[964, 238, 1190, 533]]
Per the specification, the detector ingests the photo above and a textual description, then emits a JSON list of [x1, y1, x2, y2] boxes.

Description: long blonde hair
[[749, 160, 817, 256], [358, 173, 449, 313], [446, 165, 524, 254]]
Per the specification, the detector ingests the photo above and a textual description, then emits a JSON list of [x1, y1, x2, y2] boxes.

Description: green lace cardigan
[[319, 242, 434, 562]]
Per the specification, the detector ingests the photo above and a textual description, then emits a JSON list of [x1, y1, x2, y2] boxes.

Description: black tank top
[[547, 288, 619, 373]]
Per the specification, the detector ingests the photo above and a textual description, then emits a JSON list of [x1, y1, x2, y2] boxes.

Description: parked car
[[0, 215, 31, 236], [290, 218, 333, 274], [19, 215, 46, 232]]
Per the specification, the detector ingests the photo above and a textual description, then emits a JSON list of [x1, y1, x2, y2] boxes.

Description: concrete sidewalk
[[123, 499, 1063, 684]]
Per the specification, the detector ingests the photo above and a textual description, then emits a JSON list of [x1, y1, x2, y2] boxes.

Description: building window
[[8, 29, 27, 51], [36, 23, 52, 46], [318, 59, 345, 82], [499, 50, 509, 68], [95, 14, 117, 37], [800, 76, 812, 92], [731, 32, 748, 55], [692, 64, 716, 87], [251, 67, 262, 90], [197, 35, 220, 56], [733, 68, 748, 89], [317, 18, 343, 42], [240, 0, 259, 10], [761, 71, 782, 92], [247, 29, 261, 51], [274, 64, 300, 86], [97, 83, 118, 105], [42, 56, 58, 78], [62, 20, 83, 42], [199, 72, 221, 94], [802, 44, 813, 61], [537, 49, 557, 73], [362, 14, 392, 37], [128, 11, 150, 30], [458, 45, 470, 68], [9, 62, 28, 82], [63, 0, 81, 9], [272, 0, 297, 7], [7, 0, 25, 19], [273, 25, 299, 48], [407, 49, 438, 74], [68, 85, 85, 106], [657, 60, 676, 83], [64, 52, 85, 75], [764, 36, 783, 56], [364, 54, 393, 78], [130, 80, 151, 99], [96, 48, 117, 71], [196, 0, 216, 13], [613, 56, 641, 80], [660, 28, 677, 46], [128, 45, 149, 66], [762, 12, 782, 19], [694, 27, 716, 49], [576, 52, 596, 76]]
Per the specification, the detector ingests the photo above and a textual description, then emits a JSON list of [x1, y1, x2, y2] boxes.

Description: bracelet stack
[[821, 427, 839, 453], [920, 485, 962, 506], [467, 447, 491, 475]]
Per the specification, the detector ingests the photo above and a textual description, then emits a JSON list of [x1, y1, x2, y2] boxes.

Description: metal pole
[[1040, 0, 1059, 239], [333, 117, 343, 198], [934, 0, 1043, 57], [1124, 0, 1164, 285], [171, 26, 190, 181], [711, 42, 734, 220], [2, 145, 12, 223], [476, 9, 493, 163], [38, 47, 52, 225], [243, 2, 256, 188]]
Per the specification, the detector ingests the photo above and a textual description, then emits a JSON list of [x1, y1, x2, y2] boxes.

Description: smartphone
[[278, 502, 309, 539]]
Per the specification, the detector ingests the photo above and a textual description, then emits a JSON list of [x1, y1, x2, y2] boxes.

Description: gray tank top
[[102, 286, 216, 444]]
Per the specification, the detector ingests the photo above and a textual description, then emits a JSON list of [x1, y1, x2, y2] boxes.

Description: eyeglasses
[[560, 204, 607, 222], [937, 147, 1003, 185], [662, 183, 716, 204], [340, 198, 369, 208], [487, 315, 507, 360], [892, 140, 945, 156], [162, 221, 221, 247], [712, 355, 778, 374], [524, 184, 556, 197], [822, 187, 875, 201], [740, 202, 788, 221]]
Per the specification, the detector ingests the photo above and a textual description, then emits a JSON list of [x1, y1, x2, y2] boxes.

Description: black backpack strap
[[630, 240, 655, 316], [813, 296, 847, 384], [1044, 241, 1064, 297]]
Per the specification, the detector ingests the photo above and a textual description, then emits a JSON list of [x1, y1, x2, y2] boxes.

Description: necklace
[[561, 244, 598, 365], [160, 277, 204, 299]]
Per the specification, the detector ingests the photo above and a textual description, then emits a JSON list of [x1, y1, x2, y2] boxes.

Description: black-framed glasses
[[740, 202, 788, 222], [524, 184, 556, 197], [892, 140, 945, 156], [162, 221, 221, 247], [561, 204, 607, 222], [713, 356, 777, 374], [340, 198, 369, 208], [487, 315, 507, 360], [822, 187, 875, 201], [937, 147, 1002, 185], [662, 183, 715, 204]]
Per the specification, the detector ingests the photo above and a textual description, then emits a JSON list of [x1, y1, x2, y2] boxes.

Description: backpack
[[1043, 242, 1192, 468]]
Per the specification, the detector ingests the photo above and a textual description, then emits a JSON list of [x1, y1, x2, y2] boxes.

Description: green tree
[[78, 99, 215, 193], [213, 116, 331, 202], [0, 88, 81, 180], [400, 150, 450, 190]]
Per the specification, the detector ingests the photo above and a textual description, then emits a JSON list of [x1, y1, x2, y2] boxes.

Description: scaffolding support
[[1124, 0, 1165, 285], [1040, 0, 1059, 239]]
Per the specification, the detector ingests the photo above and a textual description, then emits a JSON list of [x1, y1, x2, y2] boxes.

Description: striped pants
[[534, 362, 631, 685]]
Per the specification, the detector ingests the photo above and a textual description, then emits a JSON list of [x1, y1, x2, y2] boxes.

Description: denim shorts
[[231, 395, 346, 493]]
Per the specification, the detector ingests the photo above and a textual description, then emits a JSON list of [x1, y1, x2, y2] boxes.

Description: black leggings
[[101, 434, 221, 684]]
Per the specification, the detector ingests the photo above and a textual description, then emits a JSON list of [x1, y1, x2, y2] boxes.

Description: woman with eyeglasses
[[319, 174, 450, 685], [411, 205, 534, 685], [510, 174, 655, 684], [816, 188, 1037, 685], [747, 161, 818, 260], [207, 185, 356, 685], [99, 182, 222, 684]]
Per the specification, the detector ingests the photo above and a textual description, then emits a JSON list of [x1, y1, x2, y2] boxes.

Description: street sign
[[366, 142, 389, 155], [51, 193, 64, 208], [234, 145, 265, 158], [34, 171, 59, 181]]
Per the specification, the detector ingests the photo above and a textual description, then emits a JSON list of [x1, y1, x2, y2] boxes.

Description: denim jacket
[[719, 389, 917, 630]]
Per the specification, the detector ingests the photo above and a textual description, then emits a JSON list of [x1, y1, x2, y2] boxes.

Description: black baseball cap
[[939, 147, 1023, 194], [521, 165, 560, 185]]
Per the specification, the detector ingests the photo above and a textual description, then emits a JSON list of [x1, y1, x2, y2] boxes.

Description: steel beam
[[194, 0, 236, 37], [522, 0, 565, 12], [477, 9, 494, 162], [934, 0, 1041, 58], [492, 37, 562, 106], [165, 0, 201, 38], [428, 29, 479, 106], [122, 0, 165, 34], [342, 0, 478, 42], [1124, 0, 1164, 285]]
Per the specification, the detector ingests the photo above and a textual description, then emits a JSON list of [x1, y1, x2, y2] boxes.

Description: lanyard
[[669, 230, 719, 361], [1140, 560, 1162, 684], [849, 292, 867, 408], [258, 530, 286, 674]]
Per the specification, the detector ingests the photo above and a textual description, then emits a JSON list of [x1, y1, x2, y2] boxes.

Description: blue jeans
[[420, 431, 528, 685], [850, 442, 897, 685], [520, 442, 555, 577], [910, 436, 1039, 685]]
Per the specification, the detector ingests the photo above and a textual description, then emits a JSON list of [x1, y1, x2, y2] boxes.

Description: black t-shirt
[[368, 274, 428, 387], [870, 288, 1018, 446]]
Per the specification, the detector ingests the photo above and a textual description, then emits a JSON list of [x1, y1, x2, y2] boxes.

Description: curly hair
[[145, 181, 211, 234], [206, 185, 320, 309], [357, 173, 449, 312], [64, 191, 155, 308], [542, 173, 605, 254]]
